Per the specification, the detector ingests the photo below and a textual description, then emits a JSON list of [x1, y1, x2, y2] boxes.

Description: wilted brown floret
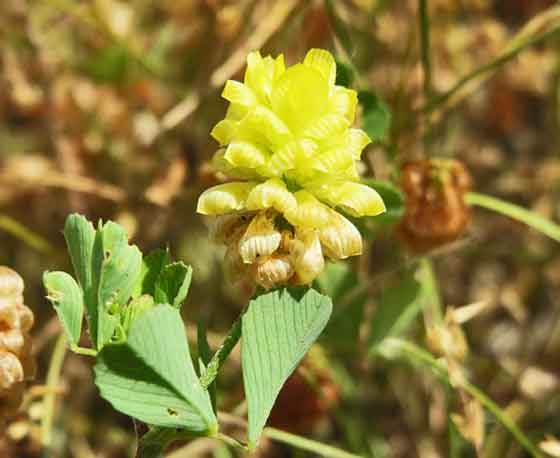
[[397, 159, 472, 252], [0, 267, 35, 422], [267, 346, 339, 435]]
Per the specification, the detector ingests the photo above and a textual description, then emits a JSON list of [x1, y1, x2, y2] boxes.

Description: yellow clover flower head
[[197, 48, 386, 288]]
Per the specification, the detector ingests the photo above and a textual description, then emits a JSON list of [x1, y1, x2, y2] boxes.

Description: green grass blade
[[466, 191, 560, 243]]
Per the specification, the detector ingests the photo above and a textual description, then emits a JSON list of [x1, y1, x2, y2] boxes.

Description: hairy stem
[[264, 427, 364, 458], [41, 333, 67, 447], [418, 0, 432, 101], [199, 316, 242, 389]]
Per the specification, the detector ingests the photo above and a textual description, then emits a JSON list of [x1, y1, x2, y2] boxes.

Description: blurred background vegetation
[[2, 0, 560, 457]]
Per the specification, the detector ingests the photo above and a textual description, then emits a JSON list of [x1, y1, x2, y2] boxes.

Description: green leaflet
[[132, 249, 171, 299], [64, 214, 96, 329], [242, 287, 332, 449], [358, 91, 392, 143], [92, 222, 143, 348], [57, 215, 143, 350], [154, 262, 193, 308], [43, 271, 84, 346], [94, 305, 217, 433]]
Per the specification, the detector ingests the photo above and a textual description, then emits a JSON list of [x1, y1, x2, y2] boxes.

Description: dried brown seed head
[[397, 159, 472, 252]]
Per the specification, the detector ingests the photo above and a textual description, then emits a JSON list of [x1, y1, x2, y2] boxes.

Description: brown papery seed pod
[[397, 159, 472, 253]]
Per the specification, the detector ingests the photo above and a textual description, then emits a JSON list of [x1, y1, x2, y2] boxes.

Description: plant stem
[[264, 427, 364, 458], [382, 338, 543, 458], [136, 427, 182, 458], [199, 316, 242, 389], [70, 344, 98, 357], [217, 432, 247, 451], [465, 191, 560, 243], [418, 0, 432, 101], [41, 333, 67, 447], [0, 213, 53, 254]]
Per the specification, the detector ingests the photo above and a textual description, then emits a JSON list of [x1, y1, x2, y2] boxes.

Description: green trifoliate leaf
[[154, 262, 192, 309], [242, 287, 332, 449], [92, 221, 142, 349], [132, 248, 171, 299], [43, 271, 84, 346], [94, 305, 217, 433]]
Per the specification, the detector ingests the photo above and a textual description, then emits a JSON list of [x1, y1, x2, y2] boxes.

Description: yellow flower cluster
[[197, 49, 386, 288], [0, 267, 34, 422]]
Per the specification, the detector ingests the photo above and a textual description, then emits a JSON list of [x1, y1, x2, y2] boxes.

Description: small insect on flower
[[397, 159, 472, 253], [197, 48, 386, 288]]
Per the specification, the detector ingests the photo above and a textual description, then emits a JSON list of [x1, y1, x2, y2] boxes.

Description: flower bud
[[239, 211, 282, 263], [290, 229, 324, 285], [254, 255, 294, 290], [320, 210, 362, 259]]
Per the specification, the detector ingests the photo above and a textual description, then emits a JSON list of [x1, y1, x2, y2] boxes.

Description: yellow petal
[[211, 149, 261, 180], [224, 103, 247, 121], [310, 147, 355, 175], [197, 182, 256, 215], [211, 119, 237, 146], [330, 86, 358, 123], [246, 178, 297, 214], [285, 190, 331, 229], [319, 210, 362, 259], [321, 128, 371, 161], [273, 54, 286, 81], [224, 141, 268, 169], [290, 229, 324, 285], [238, 105, 293, 151], [347, 128, 371, 159], [244, 51, 278, 103], [222, 80, 257, 107], [267, 139, 318, 176], [238, 211, 281, 263], [303, 48, 336, 86], [301, 113, 349, 141], [270, 63, 329, 134], [308, 180, 386, 217]]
